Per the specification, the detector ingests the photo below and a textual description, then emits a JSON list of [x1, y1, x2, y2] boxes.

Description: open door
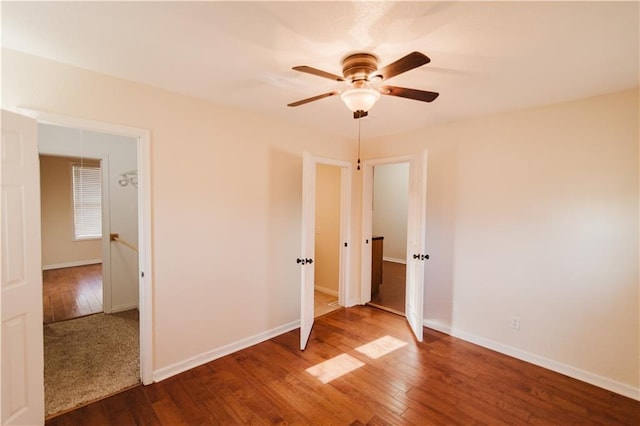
[[362, 152, 428, 342], [1, 110, 45, 424], [299, 151, 316, 350], [405, 151, 428, 341]]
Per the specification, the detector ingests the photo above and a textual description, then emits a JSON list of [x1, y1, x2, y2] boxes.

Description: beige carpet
[[44, 310, 140, 417]]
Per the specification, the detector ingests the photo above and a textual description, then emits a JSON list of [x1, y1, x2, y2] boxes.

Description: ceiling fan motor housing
[[342, 53, 379, 83], [287, 51, 438, 110]]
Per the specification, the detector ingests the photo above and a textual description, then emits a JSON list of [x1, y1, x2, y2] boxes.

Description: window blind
[[72, 163, 102, 239]]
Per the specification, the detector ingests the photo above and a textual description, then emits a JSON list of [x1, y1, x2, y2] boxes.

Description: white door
[[299, 152, 316, 349], [362, 152, 428, 342], [1, 110, 45, 425], [405, 151, 428, 341]]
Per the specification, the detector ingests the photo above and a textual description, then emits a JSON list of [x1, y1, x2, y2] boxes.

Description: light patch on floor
[[306, 353, 365, 383], [355, 335, 408, 359]]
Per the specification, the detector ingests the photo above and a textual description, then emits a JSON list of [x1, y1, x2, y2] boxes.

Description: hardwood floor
[[315, 290, 340, 317], [43, 264, 103, 324], [46, 306, 639, 425], [370, 261, 406, 314]]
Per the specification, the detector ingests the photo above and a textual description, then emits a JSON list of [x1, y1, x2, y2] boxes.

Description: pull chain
[[357, 117, 361, 171]]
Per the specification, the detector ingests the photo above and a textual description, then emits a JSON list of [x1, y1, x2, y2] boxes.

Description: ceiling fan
[[287, 51, 439, 119]]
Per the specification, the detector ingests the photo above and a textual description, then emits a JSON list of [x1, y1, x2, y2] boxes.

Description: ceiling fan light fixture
[[340, 88, 381, 113]]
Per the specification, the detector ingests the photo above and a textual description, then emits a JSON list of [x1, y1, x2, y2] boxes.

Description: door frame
[[313, 155, 352, 307], [300, 152, 352, 350], [360, 154, 414, 304], [18, 108, 153, 385], [361, 152, 427, 341]]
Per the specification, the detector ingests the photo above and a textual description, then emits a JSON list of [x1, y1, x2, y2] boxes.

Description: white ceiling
[[2, 1, 638, 139]]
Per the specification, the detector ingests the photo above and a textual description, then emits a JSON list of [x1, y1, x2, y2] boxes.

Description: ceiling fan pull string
[[357, 117, 361, 171]]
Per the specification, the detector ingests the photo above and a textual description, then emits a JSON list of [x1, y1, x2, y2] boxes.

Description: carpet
[[44, 310, 140, 417]]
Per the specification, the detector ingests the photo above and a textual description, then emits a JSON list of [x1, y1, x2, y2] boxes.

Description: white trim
[[314, 286, 339, 297], [361, 155, 414, 305], [423, 319, 640, 401], [18, 108, 154, 385], [42, 259, 102, 270], [382, 256, 406, 264], [100, 157, 112, 315], [110, 302, 139, 314], [153, 320, 301, 383]]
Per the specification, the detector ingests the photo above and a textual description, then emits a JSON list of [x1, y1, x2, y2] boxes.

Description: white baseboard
[[345, 298, 361, 308], [314, 286, 339, 297], [423, 319, 640, 401], [383, 257, 406, 264], [107, 302, 138, 314], [42, 259, 102, 270], [153, 320, 301, 383]]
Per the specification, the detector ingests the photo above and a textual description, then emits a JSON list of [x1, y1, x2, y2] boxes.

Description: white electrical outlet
[[511, 316, 521, 330]]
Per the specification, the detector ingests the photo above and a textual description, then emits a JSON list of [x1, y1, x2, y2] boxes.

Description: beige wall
[[364, 89, 639, 393], [3, 48, 637, 397], [1, 48, 357, 373], [314, 164, 341, 295], [373, 162, 409, 262], [39, 155, 102, 268]]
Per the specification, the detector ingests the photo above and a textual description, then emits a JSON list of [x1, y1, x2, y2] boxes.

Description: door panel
[[405, 151, 427, 341], [1, 110, 45, 425], [300, 152, 316, 350], [360, 164, 374, 304], [362, 153, 427, 342]]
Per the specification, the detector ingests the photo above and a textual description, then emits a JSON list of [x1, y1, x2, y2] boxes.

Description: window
[[72, 163, 102, 239]]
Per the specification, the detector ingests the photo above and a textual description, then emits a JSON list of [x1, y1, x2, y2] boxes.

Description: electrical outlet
[[511, 316, 521, 330]]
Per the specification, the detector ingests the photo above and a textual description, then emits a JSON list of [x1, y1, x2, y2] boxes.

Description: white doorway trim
[[361, 154, 413, 304], [17, 108, 153, 385], [313, 155, 352, 308], [300, 152, 352, 350], [361, 152, 428, 342]]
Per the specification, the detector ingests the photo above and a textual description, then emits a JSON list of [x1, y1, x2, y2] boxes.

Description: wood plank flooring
[[370, 261, 406, 314], [46, 305, 640, 425], [315, 290, 340, 317], [42, 264, 103, 324]]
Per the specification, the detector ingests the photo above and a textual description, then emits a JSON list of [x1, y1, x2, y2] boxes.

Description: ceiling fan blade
[[375, 51, 431, 80], [380, 86, 439, 102], [287, 90, 340, 107], [292, 66, 344, 82]]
